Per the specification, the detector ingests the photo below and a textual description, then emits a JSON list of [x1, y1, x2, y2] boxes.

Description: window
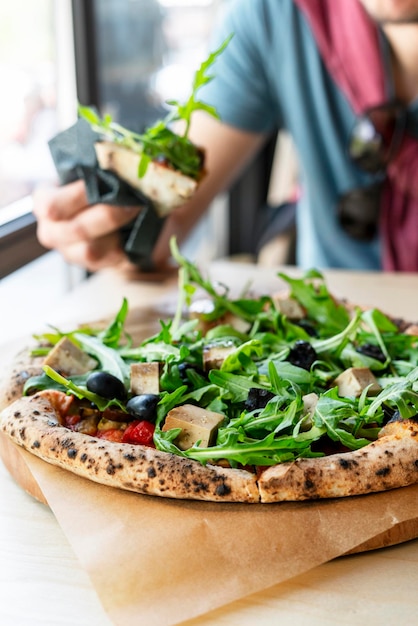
[[0, 0, 76, 278], [1, 0, 231, 279]]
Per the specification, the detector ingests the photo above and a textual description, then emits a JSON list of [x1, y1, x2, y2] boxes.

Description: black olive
[[385, 407, 400, 424], [177, 362, 205, 383], [294, 320, 317, 337], [245, 388, 275, 411], [126, 394, 159, 422], [287, 340, 317, 370], [356, 343, 386, 362], [86, 371, 127, 401]]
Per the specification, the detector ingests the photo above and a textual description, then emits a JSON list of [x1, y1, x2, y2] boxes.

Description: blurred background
[[0, 0, 231, 211], [0, 0, 296, 339]]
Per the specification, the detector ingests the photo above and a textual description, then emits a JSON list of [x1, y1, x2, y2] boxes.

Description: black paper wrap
[[48, 118, 165, 271]]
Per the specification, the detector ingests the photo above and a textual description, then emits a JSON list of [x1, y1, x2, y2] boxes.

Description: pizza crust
[[0, 394, 260, 503], [0, 348, 43, 412], [2, 392, 418, 503], [258, 418, 418, 502]]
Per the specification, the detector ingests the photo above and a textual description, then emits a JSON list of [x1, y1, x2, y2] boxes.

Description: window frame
[[0, 0, 77, 279]]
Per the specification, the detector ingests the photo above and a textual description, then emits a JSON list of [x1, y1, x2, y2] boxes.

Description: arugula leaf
[[208, 371, 264, 403], [279, 270, 351, 334], [73, 333, 130, 387], [163, 34, 233, 137], [181, 429, 317, 467], [98, 298, 130, 348]]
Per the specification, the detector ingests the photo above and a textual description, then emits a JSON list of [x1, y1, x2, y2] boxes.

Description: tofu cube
[[302, 392, 318, 418], [300, 392, 318, 430], [405, 324, 418, 336], [43, 337, 97, 375], [334, 367, 381, 398], [162, 404, 224, 450], [271, 291, 306, 320], [130, 362, 160, 395], [203, 343, 236, 371]]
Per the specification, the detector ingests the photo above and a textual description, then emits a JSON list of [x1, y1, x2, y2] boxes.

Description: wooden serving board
[[1, 430, 418, 556]]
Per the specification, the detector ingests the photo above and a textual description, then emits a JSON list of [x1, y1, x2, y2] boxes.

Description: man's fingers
[[33, 180, 89, 221], [36, 202, 141, 249], [59, 233, 129, 272]]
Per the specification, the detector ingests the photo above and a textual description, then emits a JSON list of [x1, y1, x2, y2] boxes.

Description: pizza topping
[[37, 389, 74, 422], [122, 420, 155, 446], [43, 337, 97, 376], [356, 343, 386, 362], [16, 241, 418, 473], [271, 291, 306, 320], [86, 371, 127, 401], [244, 388, 275, 411], [203, 342, 237, 371], [334, 367, 381, 398], [287, 340, 318, 370], [162, 404, 224, 451], [130, 362, 161, 395], [126, 394, 159, 422]]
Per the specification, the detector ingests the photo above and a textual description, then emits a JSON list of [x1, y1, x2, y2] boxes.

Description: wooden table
[[1, 261, 418, 626]]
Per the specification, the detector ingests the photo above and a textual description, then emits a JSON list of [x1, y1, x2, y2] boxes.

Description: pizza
[[1, 243, 418, 503]]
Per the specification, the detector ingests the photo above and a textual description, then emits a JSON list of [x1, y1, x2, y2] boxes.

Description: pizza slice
[[1, 241, 418, 503], [77, 35, 232, 217]]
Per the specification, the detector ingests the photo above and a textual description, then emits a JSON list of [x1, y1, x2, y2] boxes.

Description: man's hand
[[33, 114, 267, 275], [33, 180, 142, 272]]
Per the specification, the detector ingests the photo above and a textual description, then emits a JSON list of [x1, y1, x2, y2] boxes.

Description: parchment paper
[[17, 447, 418, 626]]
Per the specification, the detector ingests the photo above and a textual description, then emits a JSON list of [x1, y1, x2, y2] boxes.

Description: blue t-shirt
[[200, 0, 394, 270]]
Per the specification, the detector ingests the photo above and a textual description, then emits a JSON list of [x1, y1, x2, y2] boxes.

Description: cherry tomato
[[122, 420, 155, 447], [64, 414, 81, 429], [97, 428, 124, 442]]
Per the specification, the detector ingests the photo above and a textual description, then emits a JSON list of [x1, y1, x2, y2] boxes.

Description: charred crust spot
[[10, 429, 15, 437], [159, 479, 166, 485], [215, 483, 231, 497], [106, 461, 123, 475], [61, 438, 75, 449], [339, 458, 357, 469], [376, 466, 391, 477], [67, 448, 78, 459], [33, 410, 40, 416], [304, 479, 315, 490], [193, 481, 209, 493], [32, 441, 41, 449], [147, 466, 157, 478], [19, 427, 26, 440], [80, 453, 88, 463], [123, 453, 136, 462], [13, 411, 21, 418]]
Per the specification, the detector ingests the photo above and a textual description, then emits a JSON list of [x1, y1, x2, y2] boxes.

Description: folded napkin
[[48, 118, 165, 271]]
